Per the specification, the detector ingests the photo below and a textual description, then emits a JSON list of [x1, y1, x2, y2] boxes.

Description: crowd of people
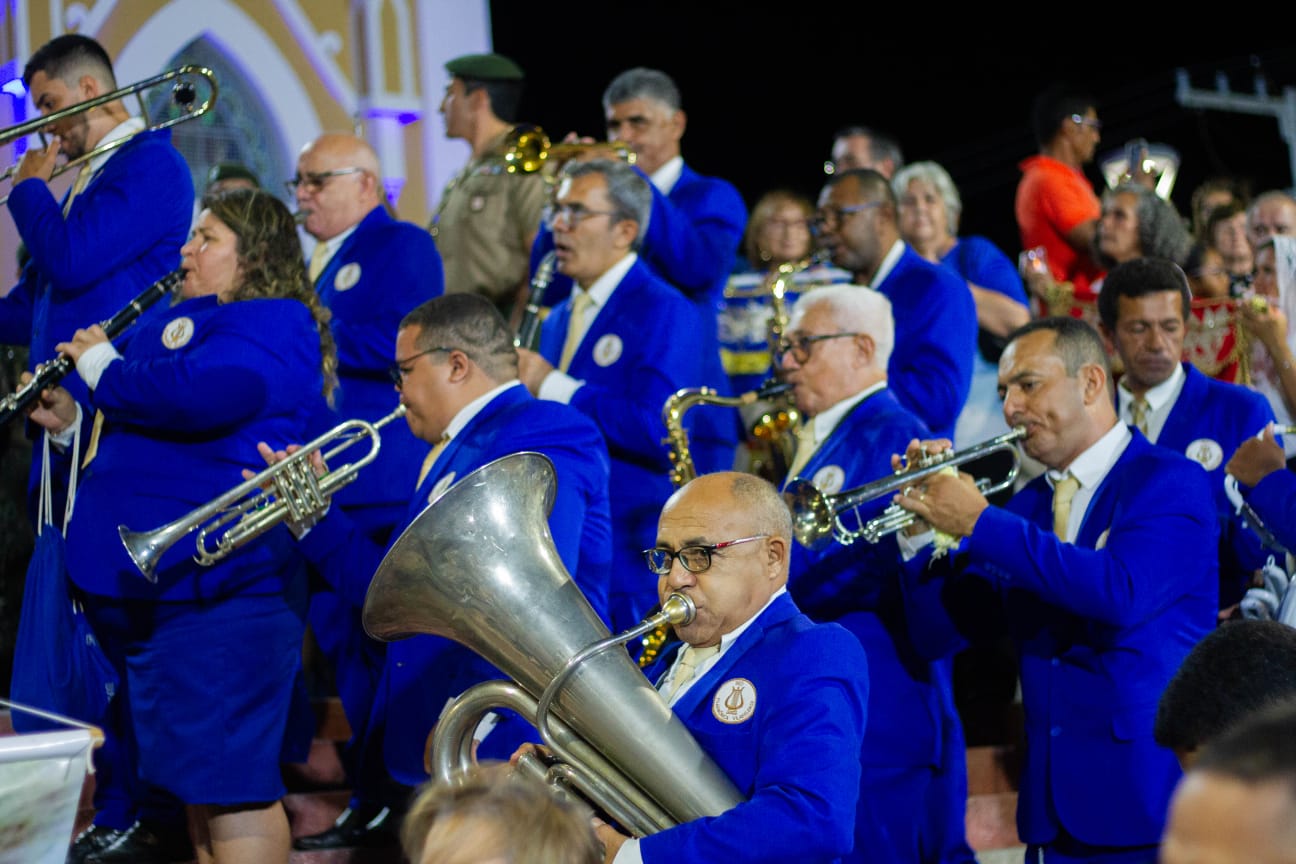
[[4, 31, 1296, 864]]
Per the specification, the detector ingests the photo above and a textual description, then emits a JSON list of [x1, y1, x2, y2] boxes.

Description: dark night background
[[489, 5, 1296, 260]]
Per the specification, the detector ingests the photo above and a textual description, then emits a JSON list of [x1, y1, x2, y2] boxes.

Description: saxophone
[[640, 379, 794, 668]]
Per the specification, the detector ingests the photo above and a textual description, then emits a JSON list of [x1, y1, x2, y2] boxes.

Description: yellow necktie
[[80, 410, 104, 469], [1130, 397, 1150, 436], [665, 643, 720, 701], [308, 241, 332, 283], [1052, 473, 1081, 540], [785, 416, 817, 481], [62, 163, 94, 217], [416, 434, 451, 489], [558, 290, 593, 373]]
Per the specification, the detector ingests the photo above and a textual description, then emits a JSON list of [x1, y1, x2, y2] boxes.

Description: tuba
[[362, 452, 744, 835]]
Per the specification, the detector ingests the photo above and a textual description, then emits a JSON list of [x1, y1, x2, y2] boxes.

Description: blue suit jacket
[[1154, 363, 1275, 605], [1247, 468, 1296, 553], [639, 593, 868, 864], [311, 205, 444, 537], [297, 383, 613, 786], [785, 389, 968, 863], [539, 258, 718, 631], [873, 246, 976, 440], [903, 431, 1218, 847], [64, 295, 326, 603]]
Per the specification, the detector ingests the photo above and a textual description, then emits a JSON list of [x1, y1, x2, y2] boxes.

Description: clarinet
[[0, 268, 185, 426], [514, 251, 558, 351]]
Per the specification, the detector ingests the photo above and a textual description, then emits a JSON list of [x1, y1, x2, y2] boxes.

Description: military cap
[[444, 52, 524, 82], [205, 162, 260, 189]]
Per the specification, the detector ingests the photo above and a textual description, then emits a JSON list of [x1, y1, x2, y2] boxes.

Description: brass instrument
[[0, 269, 184, 427], [503, 124, 636, 182], [784, 426, 1028, 550], [0, 65, 218, 205], [118, 404, 407, 581], [1229, 424, 1296, 554], [661, 379, 794, 489], [362, 451, 745, 835], [514, 250, 557, 350]]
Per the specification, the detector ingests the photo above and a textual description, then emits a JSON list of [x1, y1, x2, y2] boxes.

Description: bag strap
[[63, 418, 81, 535]]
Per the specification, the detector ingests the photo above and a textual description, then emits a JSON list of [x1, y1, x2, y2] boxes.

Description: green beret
[[206, 162, 260, 189], [445, 52, 524, 82]]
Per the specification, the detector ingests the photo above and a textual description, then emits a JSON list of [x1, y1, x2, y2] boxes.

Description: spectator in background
[[825, 124, 905, 178], [1189, 174, 1250, 241], [1204, 200, 1254, 296], [1239, 236, 1296, 461], [1246, 188, 1296, 249]]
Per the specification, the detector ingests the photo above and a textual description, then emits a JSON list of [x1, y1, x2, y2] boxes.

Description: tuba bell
[[361, 451, 744, 835]]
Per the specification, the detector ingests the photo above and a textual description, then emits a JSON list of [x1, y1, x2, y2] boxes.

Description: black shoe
[[67, 824, 130, 864], [292, 804, 399, 851], [84, 820, 193, 864]]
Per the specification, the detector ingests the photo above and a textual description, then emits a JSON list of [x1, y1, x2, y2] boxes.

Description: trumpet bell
[[362, 451, 743, 825]]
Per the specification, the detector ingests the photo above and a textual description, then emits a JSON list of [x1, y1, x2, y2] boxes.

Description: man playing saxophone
[[516, 471, 868, 864], [775, 283, 974, 864]]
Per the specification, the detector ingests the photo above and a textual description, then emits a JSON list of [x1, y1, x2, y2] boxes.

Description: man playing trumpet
[[894, 316, 1219, 863]]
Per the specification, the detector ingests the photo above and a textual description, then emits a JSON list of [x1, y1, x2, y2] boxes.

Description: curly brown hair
[[200, 188, 338, 404]]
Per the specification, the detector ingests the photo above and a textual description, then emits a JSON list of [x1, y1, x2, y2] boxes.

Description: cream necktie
[[665, 643, 720, 701], [1129, 397, 1150, 436], [558, 290, 593, 373], [416, 434, 450, 489], [62, 163, 94, 217], [308, 241, 332, 283], [785, 416, 817, 481], [1052, 473, 1081, 540]]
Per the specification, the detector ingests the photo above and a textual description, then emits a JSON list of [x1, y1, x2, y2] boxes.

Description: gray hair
[[892, 160, 963, 235], [602, 67, 682, 111], [1097, 183, 1193, 269], [561, 159, 653, 249], [789, 283, 895, 369]]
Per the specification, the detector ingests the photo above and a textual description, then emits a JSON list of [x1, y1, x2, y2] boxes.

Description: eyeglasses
[[387, 347, 457, 385], [775, 332, 862, 365], [285, 167, 366, 194], [811, 201, 880, 231], [1069, 114, 1102, 132], [542, 203, 619, 229], [766, 217, 812, 233], [643, 535, 769, 576]]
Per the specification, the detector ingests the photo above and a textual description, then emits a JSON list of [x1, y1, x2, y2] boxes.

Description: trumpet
[[118, 404, 407, 581], [0, 269, 185, 427], [0, 65, 218, 205], [784, 426, 1027, 550], [502, 124, 636, 181]]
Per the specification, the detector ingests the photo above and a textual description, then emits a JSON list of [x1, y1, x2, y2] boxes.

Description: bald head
[[294, 132, 384, 241]]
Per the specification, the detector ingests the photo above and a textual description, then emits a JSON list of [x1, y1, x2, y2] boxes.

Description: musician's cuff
[[539, 370, 581, 403], [897, 528, 934, 560], [612, 838, 642, 864], [75, 342, 122, 390], [48, 401, 84, 450]]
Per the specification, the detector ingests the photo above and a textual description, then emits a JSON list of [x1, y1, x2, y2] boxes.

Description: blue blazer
[[311, 205, 445, 537], [903, 431, 1218, 847], [539, 258, 716, 631], [873, 246, 976, 440], [298, 383, 614, 786], [639, 593, 868, 864], [1246, 468, 1296, 553], [1154, 363, 1275, 604], [64, 294, 326, 603], [785, 389, 968, 863]]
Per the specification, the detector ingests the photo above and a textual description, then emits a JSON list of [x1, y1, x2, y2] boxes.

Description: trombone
[[118, 404, 406, 581], [784, 426, 1027, 550], [0, 64, 218, 205]]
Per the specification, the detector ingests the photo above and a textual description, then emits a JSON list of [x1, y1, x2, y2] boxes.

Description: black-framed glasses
[[1069, 114, 1102, 132], [388, 347, 458, 385], [811, 201, 881, 231], [285, 167, 366, 194], [643, 534, 769, 576], [542, 203, 620, 230], [775, 332, 862, 366]]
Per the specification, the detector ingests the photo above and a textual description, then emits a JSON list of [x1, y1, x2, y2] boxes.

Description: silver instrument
[[784, 426, 1027, 550], [362, 451, 744, 835], [118, 404, 407, 581]]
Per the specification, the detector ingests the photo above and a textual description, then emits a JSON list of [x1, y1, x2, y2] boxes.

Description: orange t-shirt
[[1015, 155, 1104, 301]]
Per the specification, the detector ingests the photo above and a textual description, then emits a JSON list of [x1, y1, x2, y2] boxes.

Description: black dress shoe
[[67, 824, 130, 864], [292, 804, 399, 851], [85, 820, 194, 864]]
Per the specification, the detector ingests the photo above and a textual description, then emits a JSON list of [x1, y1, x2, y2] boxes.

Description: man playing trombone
[[0, 33, 193, 864], [894, 316, 1219, 863], [775, 283, 974, 864]]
